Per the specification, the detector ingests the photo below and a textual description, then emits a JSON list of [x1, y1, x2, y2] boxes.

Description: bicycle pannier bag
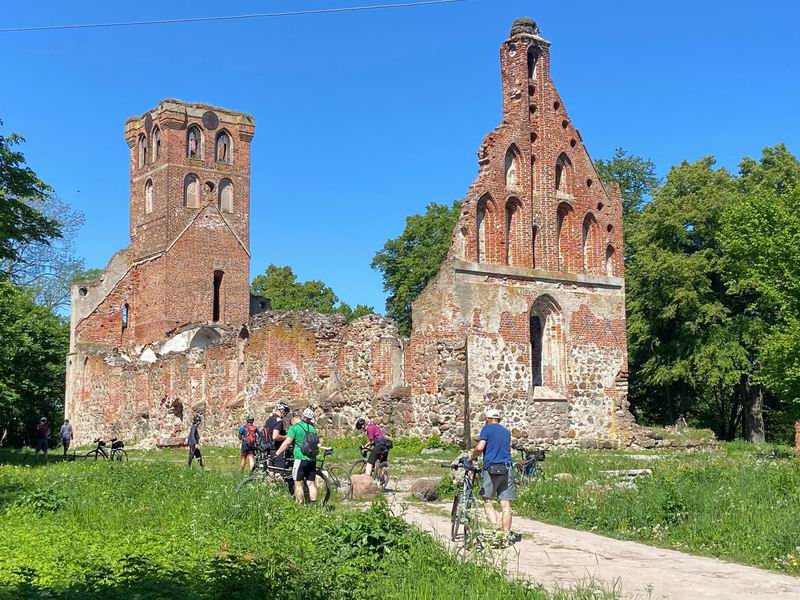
[[111, 440, 124, 449], [487, 463, 508, 476], [299, 423, 320, 458], [381, 437, 394, 450]]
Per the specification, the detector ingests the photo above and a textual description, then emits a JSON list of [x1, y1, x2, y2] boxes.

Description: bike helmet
[[193, 414, 202, 424], [276, 401, 290, 412], [302, 407, 315, 421], [246, 415, 255, 424], [355, 418, 366, 430], [40, 416, 48, 422]]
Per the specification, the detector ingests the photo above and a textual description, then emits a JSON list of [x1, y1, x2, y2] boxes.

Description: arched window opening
[[218, 179, 234, 213], [555, 153, 571, 195], [477, 196, 489, 263], [121, 303, 129, 332], [187, 126, 203, 159], [215, 130, 232, 163], [144, 179, 154, 214], [184, 173, 200, 208], [138, 134, 147, 169], [213, 270, 224, 322], [527, 46, 538, 79], [531, 224, 539, 269], [556, 202, 573, 271], [152, 127, 161, 162], [605, 245, 615, 277], [530, 295, 566, 392], [505, 197, 522, 266], [504, 145, 520, 190], [582, 213, 599, 274]]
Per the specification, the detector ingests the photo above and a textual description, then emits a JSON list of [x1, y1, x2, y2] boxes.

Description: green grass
[[0, 455, 606, 600], [514, 442, 800, 575]]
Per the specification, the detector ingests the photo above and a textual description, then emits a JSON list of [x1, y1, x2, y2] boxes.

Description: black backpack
[[299, 423, 319, 458]]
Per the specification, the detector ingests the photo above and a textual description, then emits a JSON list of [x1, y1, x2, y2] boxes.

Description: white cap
[[485, 408, 502, 419], [302, 407, 315, 421]]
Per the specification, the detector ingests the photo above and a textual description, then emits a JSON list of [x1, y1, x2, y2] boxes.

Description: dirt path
[[390, 497, 799, 599]]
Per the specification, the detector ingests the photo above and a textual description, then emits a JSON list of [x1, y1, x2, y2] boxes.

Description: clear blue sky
[[2, 1, 798, 313]]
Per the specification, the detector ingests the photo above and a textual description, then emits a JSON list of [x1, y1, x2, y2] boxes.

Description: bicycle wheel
[[326, 466, 352, 500], [315, 471, 332, 507], [450, 493, 462, 542], [236, 473, 269, 494], [112, 449, 128, 461], [377, 463, 390, 491], [514, 462, 529, 486], [349, 459, 367, 477], [462, 490, 479, 549], [81, 449, 101, 460]]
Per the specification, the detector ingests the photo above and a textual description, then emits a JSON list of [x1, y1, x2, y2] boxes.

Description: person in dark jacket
[[34, 417, 50, 463], [187, 415, 204, 469]]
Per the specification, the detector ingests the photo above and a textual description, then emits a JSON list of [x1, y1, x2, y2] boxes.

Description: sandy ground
[[389, 494, 799, 600]]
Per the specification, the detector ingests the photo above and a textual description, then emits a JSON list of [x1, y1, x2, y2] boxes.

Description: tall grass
[[515, 443, 800, 574], [0, 459, 591, 599]]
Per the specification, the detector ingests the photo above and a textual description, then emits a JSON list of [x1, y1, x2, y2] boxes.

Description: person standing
[[34, 417, 50, 463], [60, 418, 74, 458], [275, 407, 319, 505], [187, 415, 204, 469], [238, 416, 259, 472], [263, 401, 290, 468], [470, 408, 516, 539], [355, 418, 391, 477]]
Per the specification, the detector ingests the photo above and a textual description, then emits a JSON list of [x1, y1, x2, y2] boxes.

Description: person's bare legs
[[293, 481, 305, 504], [239, 455, 247, 472], [306, 478, 318, 503], [500, 500, 512, 532], [483, 497, 499, 527], [364, 461, 373, 476], [248, 454, 255, 470]]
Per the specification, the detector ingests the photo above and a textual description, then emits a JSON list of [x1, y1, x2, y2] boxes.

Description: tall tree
[[0, 122, 61, 264], [371, 201, 461, 335], [250, 264, 373, 320], [594, 148, 659, 217], [0, 278, 69, 446]]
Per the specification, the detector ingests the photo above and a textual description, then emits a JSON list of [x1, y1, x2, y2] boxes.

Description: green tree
[[595, 148, 659, 217], [0, 121, 61, 264], [0, 278, 69, 446], [250, 264, 373, 321], [371, 201, 461, 335]]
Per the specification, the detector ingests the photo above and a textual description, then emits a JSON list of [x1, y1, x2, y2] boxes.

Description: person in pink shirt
[[355, 418, 392, 477]]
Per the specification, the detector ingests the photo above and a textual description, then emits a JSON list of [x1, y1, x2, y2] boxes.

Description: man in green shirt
[[275, 407, 319, 504]]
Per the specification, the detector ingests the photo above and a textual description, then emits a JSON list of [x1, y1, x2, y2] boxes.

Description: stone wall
[[65, 312, 405, 446]]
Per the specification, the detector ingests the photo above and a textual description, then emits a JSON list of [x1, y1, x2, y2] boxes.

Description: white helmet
[[302, 407, 315, 421]]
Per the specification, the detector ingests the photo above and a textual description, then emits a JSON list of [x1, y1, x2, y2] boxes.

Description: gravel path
[[393, 498, 799, 599]]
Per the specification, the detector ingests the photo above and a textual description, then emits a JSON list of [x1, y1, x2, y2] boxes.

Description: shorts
[[241, 444, 255, 458], [34, 439, 48, 452], [367, 441, 390, 466], [480, 465, 516, 501], [292, 459, 316, 481]]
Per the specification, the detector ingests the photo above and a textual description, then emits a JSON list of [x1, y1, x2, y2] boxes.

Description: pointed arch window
[[218, 179, 234, 213], [556, 202, 573, 271], [187, 126, 203, 159], [582, 213, 599, 274], [215, 130, 232, 164], [555, 153, 572, 195], [121, 303, 130, 332], [477, 196, 489, 263], [138, 134, 147, 169], [184, 173, 200, 208], [505, 197, 522, 266], [527, 46, 538, 79], [144, 179, 154, 214], [152, 127, 161, 162], [605, 245, 615, 277], [531, 223, 539, 269], [504, 145, 520, 190], [530, 295, 566, 391]]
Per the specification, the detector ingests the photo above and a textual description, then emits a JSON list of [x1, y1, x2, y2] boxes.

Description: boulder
[[553, 472, 576, 481], [410, 478, 439, 502], [350, 474, 380, 500]]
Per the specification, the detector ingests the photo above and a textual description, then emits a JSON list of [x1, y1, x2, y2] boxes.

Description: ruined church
[[65, 18, 635, 447]]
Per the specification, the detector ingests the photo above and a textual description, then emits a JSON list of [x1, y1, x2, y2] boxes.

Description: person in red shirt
[[34, 417, 50, 463], [355, 418, 392, 477]]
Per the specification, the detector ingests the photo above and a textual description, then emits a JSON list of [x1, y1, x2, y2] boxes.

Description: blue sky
[[2, 1, 798, 313]]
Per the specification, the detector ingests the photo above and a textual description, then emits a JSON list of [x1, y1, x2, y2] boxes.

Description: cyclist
[[238, 416, 259, 472], [187, 414, 204, 469], [263, 401, 290, 468], [355, 417, 391, 477], [470, 407, 516, 540], [34, 417, 50, 462], [275, 407, 319, 505]]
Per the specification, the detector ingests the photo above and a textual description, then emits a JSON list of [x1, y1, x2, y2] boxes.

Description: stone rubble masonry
[[65, 18, 639, 448]]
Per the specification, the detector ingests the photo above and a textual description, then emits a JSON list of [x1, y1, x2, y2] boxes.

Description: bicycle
[[512, 445, 545, 485], [237, 447, 336, 507], [80, 438, 128, 461], [349, 444, 389, 492], [443, 456, 482, 549]]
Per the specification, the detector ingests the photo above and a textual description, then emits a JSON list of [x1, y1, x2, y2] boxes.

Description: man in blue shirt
[[470, 408, 516, 535]]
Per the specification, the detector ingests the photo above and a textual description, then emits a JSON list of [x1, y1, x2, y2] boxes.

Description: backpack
[[257, 427, 272, 452], [242, 424, 258, 447], [299, 423, 319, 458]]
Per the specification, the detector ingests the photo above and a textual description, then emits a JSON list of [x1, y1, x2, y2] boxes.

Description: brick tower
[[69, 100, 255, 351]]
